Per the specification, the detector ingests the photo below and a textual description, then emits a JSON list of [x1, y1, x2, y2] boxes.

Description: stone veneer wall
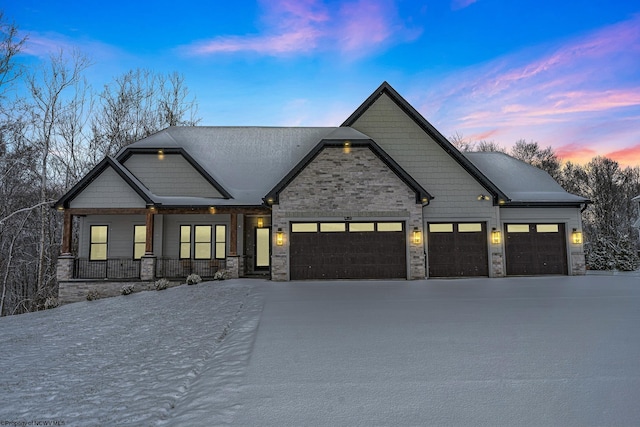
[[58, 280, 182, 304], [271, 146, 426, 281], [571, 252, 586, 275]]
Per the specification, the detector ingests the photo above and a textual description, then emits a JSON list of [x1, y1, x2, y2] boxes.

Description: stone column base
[[225, 256, 241, 279], [140, 255, 156, 281], [57, 255, 75, 281], [491, 252, 505, 277]]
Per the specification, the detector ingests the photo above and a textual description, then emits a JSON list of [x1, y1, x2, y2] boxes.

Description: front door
[[255, 227, 271, 270]]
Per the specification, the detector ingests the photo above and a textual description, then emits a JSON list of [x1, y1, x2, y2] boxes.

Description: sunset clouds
[[418, 14, 640, 166], [181, 0, 419, 57], [6, 0, 639, 166]]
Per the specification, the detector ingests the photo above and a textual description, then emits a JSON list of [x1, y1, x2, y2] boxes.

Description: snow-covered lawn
[[0, 280, 265, 426], [2, 275, 640, 426]]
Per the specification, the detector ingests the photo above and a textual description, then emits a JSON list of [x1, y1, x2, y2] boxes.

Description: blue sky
[[5, 0, 640, 165]]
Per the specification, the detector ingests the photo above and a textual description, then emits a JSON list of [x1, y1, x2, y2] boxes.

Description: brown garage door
[[505, 223, 567, 275], [427, 222, 488, 277], [289, 222, 406, 280]]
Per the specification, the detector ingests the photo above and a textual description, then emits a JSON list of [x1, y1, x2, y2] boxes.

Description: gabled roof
[[113, 126, 373, 207], [342, 81, 509, 204], [54, 157, 154, 209], [264, 138, 433, 205], [117, 147, 233, 199], [464, 152, 590, 206]]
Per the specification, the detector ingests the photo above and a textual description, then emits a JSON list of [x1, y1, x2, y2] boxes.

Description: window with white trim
[[133, 225, 146, 259], [90, 225, 108, 260]]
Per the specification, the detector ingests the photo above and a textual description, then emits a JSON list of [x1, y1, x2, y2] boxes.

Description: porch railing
[[73, 258, 141, 279], [72, 258, 226, 280], [156, 258, 226, 279]]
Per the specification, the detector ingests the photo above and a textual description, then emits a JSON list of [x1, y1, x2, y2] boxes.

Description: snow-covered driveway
[[230, 276, 640, 426], [2, 276, 640, 426]]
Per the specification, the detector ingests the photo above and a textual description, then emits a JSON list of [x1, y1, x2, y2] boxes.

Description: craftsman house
[[55, 82, 589, 302]]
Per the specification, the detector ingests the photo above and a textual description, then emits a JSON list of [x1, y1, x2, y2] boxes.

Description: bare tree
[[510, 139, 561, 180], [0, 11, 26, 103], [25, 49, 92, 296], [90, 69, 201, 160], [476, 140, 506, 153]]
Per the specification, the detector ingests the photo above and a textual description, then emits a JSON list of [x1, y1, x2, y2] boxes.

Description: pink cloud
[[606, 144, 640, 167], [555, 143, 598, 163], [181, 0, 419, 57], [416, 14, 640, 165], [467, 129, 499, 141]]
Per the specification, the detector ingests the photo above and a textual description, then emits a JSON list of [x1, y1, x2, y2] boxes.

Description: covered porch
[[56, 206, 272, 301]]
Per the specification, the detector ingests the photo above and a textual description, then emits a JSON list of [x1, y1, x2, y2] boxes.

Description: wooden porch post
[[61, 210, 72, 255], [145, 211, 154, 255], [230, 213, 238, 256]]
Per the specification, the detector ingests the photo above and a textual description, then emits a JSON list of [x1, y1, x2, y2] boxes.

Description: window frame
[[215, 225, 226, 259], [179, 225, 192, 259], [194, 225, 212, 260], [89, 225, 108, 261], [133, 225, 146, 259]]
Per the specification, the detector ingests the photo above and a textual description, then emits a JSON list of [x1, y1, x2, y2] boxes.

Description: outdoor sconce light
[[158, 149, 165, 160], [208, 206, 216, 214], [257, 217, 264, 228], [477, 194, 490, 201], [572, 228, 583, 244], [343, 140, 351, 154], [276, 228, 284, 246], [491, 228, 501, 244], [413, 228, 422, 245]]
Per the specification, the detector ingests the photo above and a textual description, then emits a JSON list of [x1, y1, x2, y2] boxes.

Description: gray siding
[[349, 93, 496, 220], [124, 154, 223, 198], [70, 168, 145, 208], [161, 214, 231, 259], [78, 215, 146, 258]]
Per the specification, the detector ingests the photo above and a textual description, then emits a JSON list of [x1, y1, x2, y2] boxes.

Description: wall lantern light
[[413, 228, 422, 245], [343, 140, 351, 154], [257, 217, 264, 228], [158, 149, 165, 160], [208, 206, 216, 214], [572, 228, 583, 244], [491, 228, 501, 244], [276, 228, 284, 246]]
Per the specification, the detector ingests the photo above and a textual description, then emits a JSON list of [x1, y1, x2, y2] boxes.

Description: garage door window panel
[[377, 222, 403, 232]]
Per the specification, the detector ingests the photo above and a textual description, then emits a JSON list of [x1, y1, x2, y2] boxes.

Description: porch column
[[229, 213, 238, 256], [141, 210, 156, 281], [145, 211, 154, 255], [58, 210, 74, 281], [226, 213, 240, 278], [61, 210, 72, 255]]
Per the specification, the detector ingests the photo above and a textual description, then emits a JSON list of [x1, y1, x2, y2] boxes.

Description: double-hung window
[[90, 225, 108, 260], [179, 225, 226, 259], [133, 225, 146, 259]]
